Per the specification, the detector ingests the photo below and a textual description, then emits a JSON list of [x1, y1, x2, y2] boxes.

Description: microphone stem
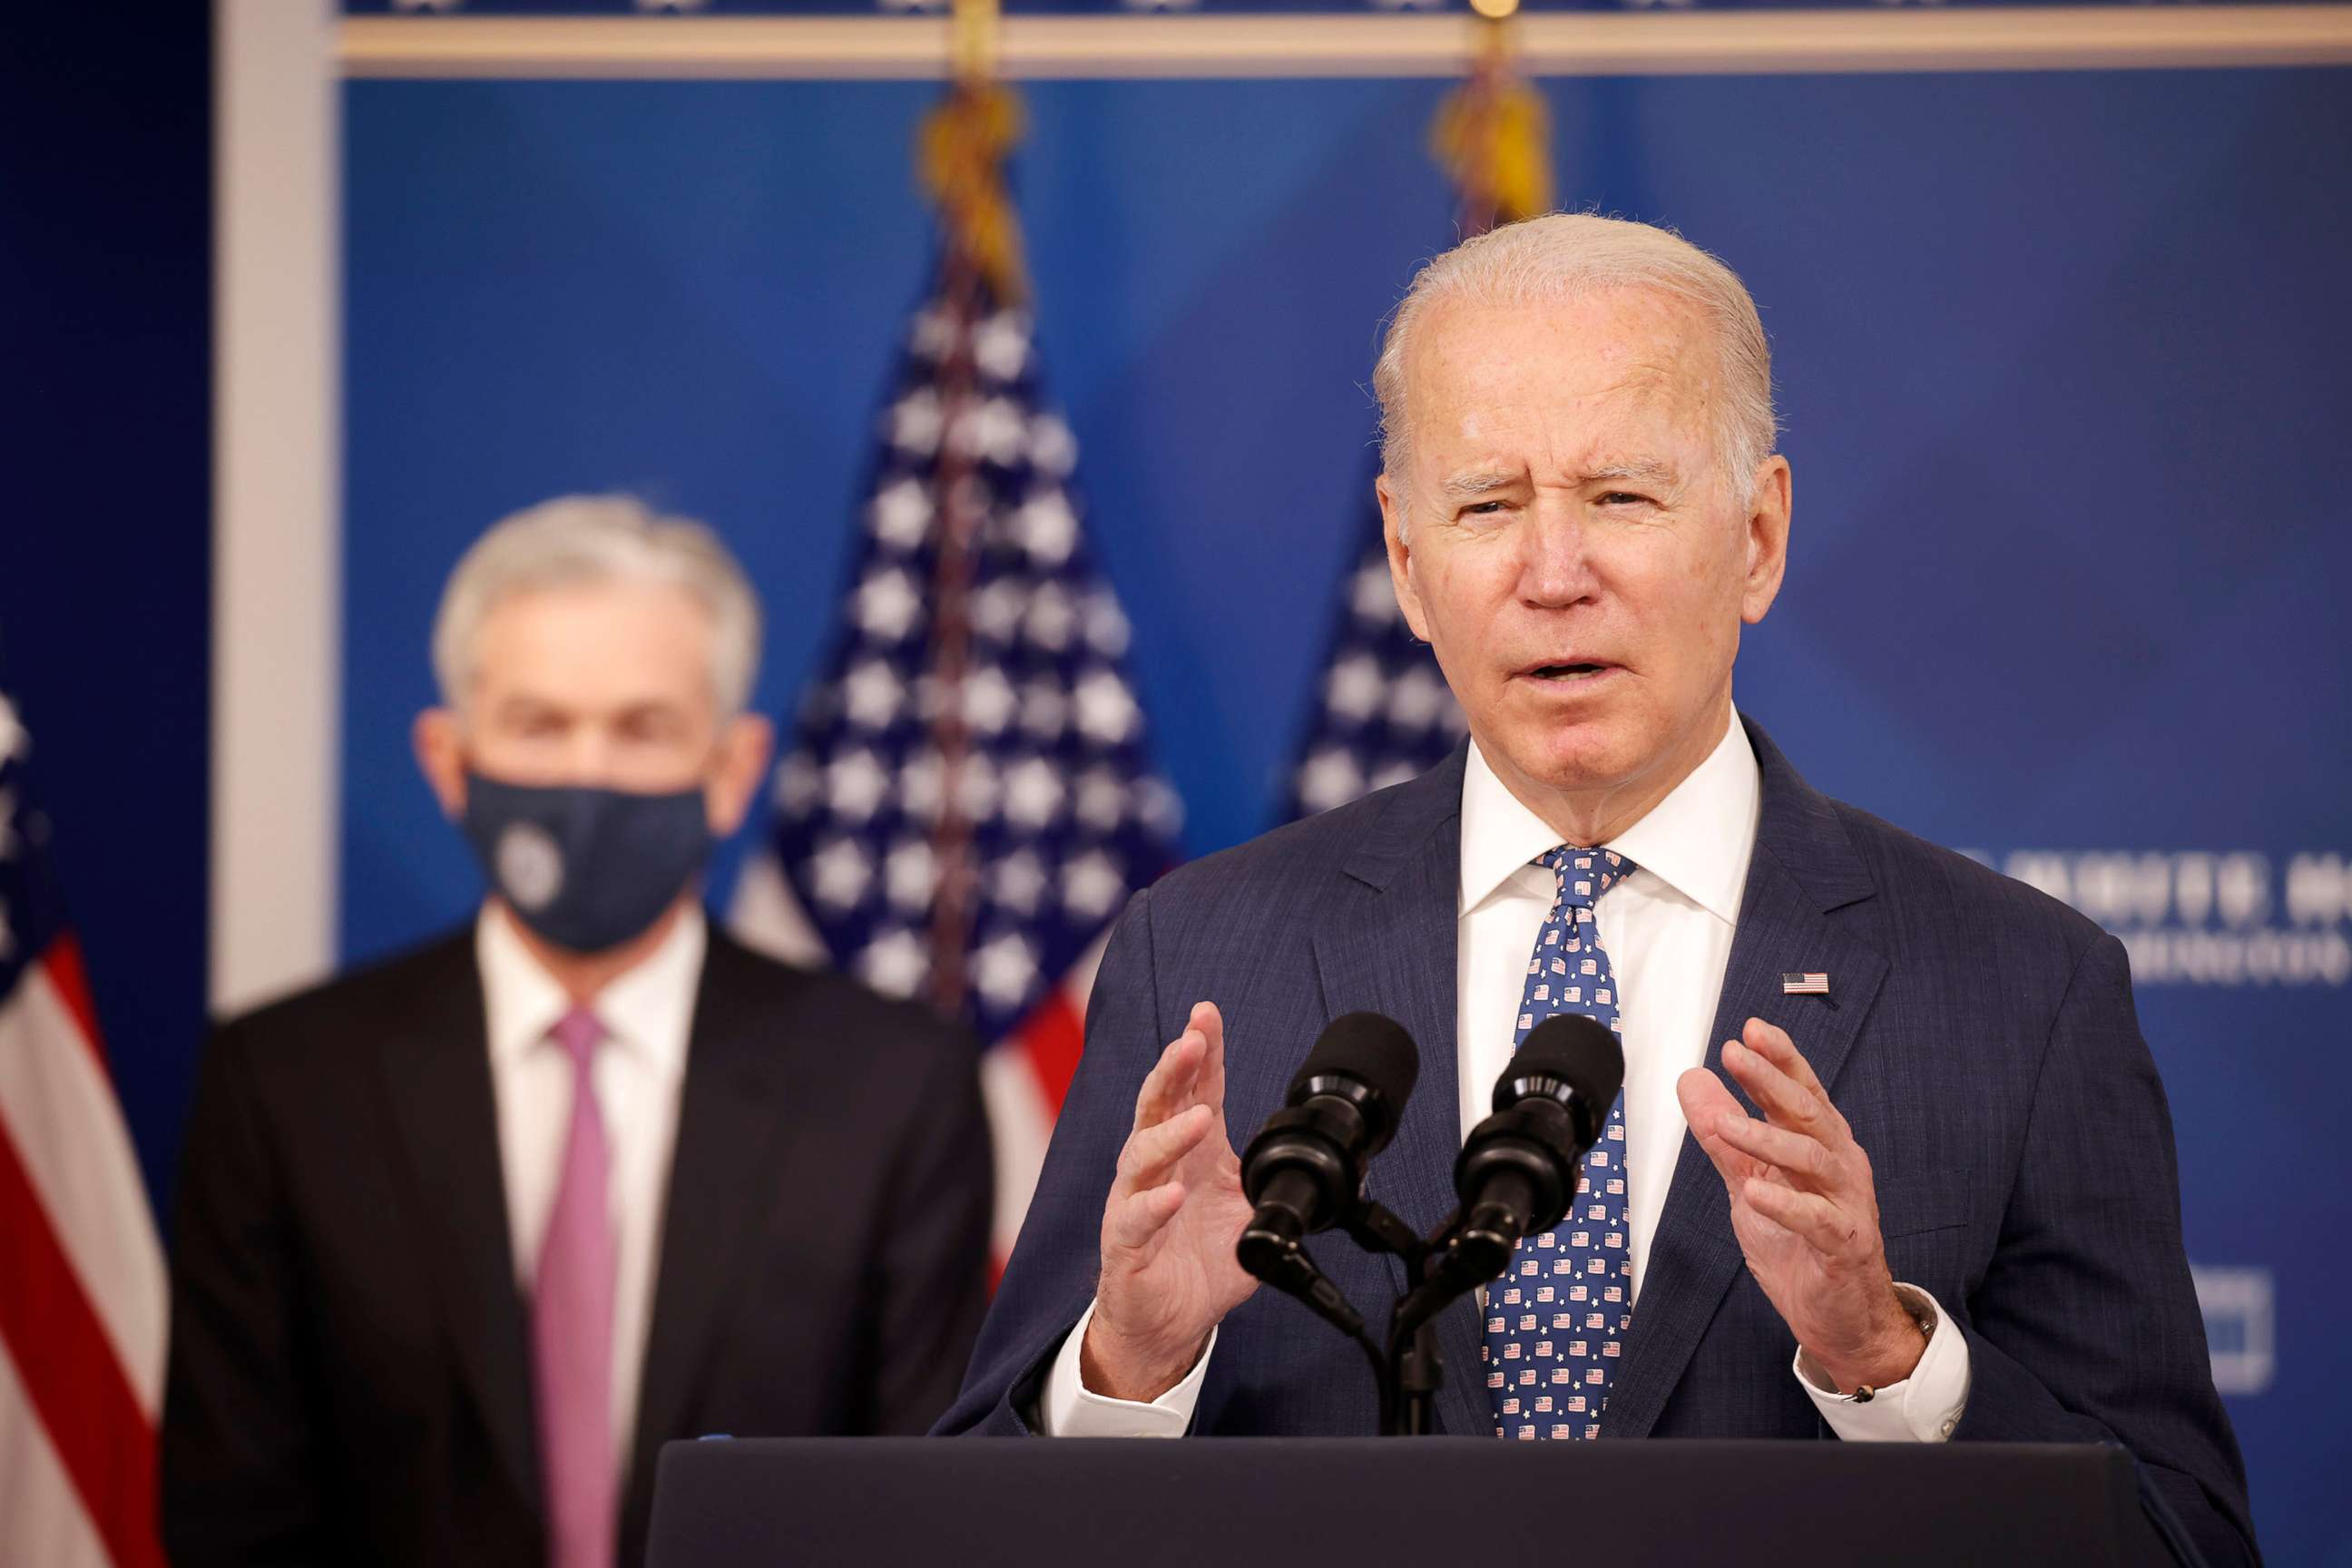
[[1364, 1328, 1395, 1436]]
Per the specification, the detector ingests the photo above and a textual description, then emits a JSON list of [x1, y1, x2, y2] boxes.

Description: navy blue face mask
[[460, 772, 712, 955]]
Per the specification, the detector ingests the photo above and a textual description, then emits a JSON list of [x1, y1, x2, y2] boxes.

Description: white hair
[[1373, 212, 1779, 534], [431, 494, 762, 717]]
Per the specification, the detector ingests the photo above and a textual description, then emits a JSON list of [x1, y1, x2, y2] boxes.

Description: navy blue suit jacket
[[940, 719, 2256, 1565]]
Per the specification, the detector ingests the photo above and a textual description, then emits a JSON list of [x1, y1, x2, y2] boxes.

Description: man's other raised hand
[[1080, 1001, 1258, 1403]]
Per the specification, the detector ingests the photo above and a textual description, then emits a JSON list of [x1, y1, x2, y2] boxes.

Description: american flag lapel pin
[[1781, 972, 1829, 996]]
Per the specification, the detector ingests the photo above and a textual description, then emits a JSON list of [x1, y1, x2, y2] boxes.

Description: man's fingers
[[1711, 1107, 1838, 1192], [1738, 1019, 1850, 1137], [1675, 1067, 1763, 1191], [1190, 1001, 1229, 1117], [1722, 1034, 1842, 1145], [1132, 1029, 1207, 1134], [1741, 1017, 1825, 1095], [1740, 1175, 1859, 1255], [1104, 1180, 1188, 1253], [1115, 1103, 1213, 1194]]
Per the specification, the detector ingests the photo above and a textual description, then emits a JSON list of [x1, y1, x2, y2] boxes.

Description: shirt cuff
[[1037, 1298, 1216, 1437], [1794, 1283, 1972, 1444]]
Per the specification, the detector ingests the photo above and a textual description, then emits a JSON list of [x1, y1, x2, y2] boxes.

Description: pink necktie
[[534, 1006, 615, 1568]]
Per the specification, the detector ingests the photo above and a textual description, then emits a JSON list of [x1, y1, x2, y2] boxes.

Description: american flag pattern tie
[[1483, 847, 1635, 1440]]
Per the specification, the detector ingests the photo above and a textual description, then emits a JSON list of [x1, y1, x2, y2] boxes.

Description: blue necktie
[[1482, 846, 1635, 1440]]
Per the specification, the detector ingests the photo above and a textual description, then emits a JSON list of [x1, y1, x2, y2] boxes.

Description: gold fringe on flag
[[918, 0, 1029, 306], [1428, 10, 1554, 237]]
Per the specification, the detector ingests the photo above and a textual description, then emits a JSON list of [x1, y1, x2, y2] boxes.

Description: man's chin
[[1489, 727, 1648, 797]]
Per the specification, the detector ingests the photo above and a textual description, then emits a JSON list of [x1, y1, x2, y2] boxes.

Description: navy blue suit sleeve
[[1953, 933, 2258, 1565], [936, 885, 1167, 1436]]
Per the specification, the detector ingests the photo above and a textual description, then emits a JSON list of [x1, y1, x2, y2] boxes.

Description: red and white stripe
[[977, 933, 1105, 1266], [0, 934, 168, 1568]]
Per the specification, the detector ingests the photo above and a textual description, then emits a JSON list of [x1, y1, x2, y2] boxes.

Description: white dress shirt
[[477, 902, 703, 1471], [1044, 708, 1968, 1440]]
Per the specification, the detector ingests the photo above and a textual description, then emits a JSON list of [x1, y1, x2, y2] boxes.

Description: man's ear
[[1377, 472, 1434, 643], [706, 711, 775, 838], [414, 708, 468, 818], [1739, 456, 1792, 626]]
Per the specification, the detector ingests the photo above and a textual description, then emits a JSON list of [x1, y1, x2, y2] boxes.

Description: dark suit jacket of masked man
[[939, 717, 2258, 1568], [162, 918, 992, 1568]]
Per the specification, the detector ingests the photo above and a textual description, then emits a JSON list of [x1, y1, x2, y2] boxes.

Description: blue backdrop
[[342, 67, 2351, 1555], [0, 4, 210, 1224]]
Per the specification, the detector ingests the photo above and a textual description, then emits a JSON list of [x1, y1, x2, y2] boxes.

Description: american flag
[[1781, 973, 1830, 996], [731, 178, 1181, 1259], [1281, 508, 1468, 820], [0, 673, 166, 1568]]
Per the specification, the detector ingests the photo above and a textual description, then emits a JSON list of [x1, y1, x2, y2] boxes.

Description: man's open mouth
[[1527, 662, 1613, 681]]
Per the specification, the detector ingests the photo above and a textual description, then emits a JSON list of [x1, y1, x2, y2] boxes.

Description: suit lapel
[[628, 935, 794, 1485], [1307, 747, 1486, 1436], [1602, 718, 1889, 1439], [372, 936, 540, 1508]]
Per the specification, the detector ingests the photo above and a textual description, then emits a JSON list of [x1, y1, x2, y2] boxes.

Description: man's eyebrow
[[1581, 460, 1680, 488], [1436, 470, 1525, 502]]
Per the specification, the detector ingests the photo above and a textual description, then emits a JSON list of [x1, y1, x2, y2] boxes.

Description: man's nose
[[550, 727, 622, 787], [1517, 505, 1600, 608]]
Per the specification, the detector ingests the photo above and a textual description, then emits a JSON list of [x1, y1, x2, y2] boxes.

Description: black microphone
[[1235, 1012, 1419, 1283], [1446, 1014, 1624, 1283]]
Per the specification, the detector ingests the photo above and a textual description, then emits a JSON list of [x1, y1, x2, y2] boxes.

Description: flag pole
[[917, 0, 1024, 1016]]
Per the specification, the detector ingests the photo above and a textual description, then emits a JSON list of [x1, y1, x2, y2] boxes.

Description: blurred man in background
[[162, 496, 992, 1568]]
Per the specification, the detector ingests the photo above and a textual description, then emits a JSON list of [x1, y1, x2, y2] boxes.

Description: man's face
[[1377, 286, 1789, 816], [416, 579, 769, 838]]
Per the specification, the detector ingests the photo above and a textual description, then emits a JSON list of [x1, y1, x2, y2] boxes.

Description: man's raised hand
[[1676, 1016, 1926, 1394], [1080, 1001, 1258, 1402]]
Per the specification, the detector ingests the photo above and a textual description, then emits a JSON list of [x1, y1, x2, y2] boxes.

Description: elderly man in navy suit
[[940, 213, 2257, 1565]]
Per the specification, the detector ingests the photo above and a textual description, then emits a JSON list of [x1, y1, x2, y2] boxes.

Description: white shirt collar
[[476, 901, 705, 1076], [1458, 706, 1761, 926]]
